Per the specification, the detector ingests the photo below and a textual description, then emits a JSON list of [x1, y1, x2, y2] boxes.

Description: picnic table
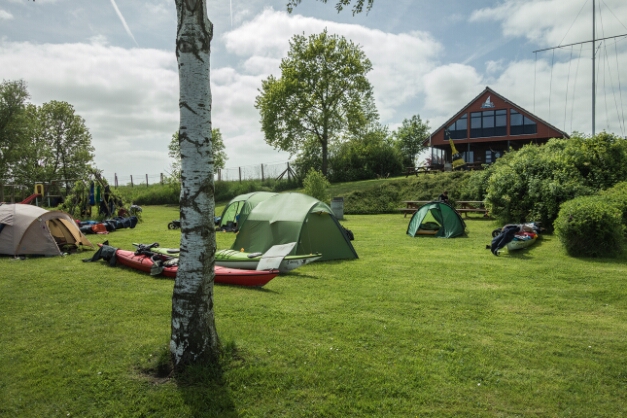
[[397, 200, 431, 217], [455, 201, 489, 217], [396, 200, 489, 218], [404, 164, 443, 177]]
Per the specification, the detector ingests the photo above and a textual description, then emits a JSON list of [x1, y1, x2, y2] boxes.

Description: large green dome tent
[[231, 193, 358, 261], [406, 201, 466, 238]]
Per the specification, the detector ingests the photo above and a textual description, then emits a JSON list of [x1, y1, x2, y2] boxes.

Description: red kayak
[[114, 248, 279, 287]]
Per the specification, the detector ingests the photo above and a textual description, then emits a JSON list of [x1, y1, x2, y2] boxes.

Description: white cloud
[[470, 0, 627, 47], [0, 40, 179, 177], [486, 60, 504, 73], [223, 8, 443, 120], [0, 9, 14, 20], [423, 64, 483, 117]]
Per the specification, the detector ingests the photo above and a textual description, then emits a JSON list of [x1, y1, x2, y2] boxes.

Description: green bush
[[554, 195, 625, 257], [302, 168, 330, 202], [344, 182, 402, 214], [485, 133, 627, 227], [598, 181, 627, 236], [485, 141, 593, 226]]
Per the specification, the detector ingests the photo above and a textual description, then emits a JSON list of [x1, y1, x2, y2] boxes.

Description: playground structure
[[1, 182, 66, 207]]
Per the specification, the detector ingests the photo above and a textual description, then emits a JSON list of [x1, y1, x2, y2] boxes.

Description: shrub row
[[485, 132, 627, 227], [116, 178, 299, 206], [554, 182, 627, 257]]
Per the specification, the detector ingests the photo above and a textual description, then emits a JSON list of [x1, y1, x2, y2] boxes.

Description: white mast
[[592, 0, 596, 135]]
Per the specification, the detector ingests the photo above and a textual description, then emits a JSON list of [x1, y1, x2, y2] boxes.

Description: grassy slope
[[1, 205, 627, 417]]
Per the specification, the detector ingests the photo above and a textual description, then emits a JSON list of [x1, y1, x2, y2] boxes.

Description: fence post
[[115, 173, 118, 188], [146, 174, 149, 187], [261, 164, 264, 181], [239, 167, 242, 182], [130, 175, 134, 187]]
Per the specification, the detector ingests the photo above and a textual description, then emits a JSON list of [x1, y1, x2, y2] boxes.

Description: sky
[[1, 0, 626, 183]]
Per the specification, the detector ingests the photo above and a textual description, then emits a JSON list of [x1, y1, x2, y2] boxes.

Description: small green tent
[[218, 191, 277, 229], [231, 193, 358, 261], [406, 201, 466, 238]]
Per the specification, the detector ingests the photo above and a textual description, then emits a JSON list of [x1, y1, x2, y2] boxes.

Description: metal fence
[[103, 160, 296, 187]]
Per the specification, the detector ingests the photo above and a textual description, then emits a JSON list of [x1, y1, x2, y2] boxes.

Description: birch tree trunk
[[171, 0, 219, 371]]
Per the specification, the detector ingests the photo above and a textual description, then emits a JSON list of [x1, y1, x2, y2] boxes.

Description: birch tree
[[172, 0, 219, 371]]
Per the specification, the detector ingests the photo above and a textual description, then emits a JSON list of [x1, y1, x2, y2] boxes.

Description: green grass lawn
[[1, 206, 627, 417]]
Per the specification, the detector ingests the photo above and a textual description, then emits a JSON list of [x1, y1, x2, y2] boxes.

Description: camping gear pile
[[488, 223, 542, 255], [0, 204, 93, 256], [406, 201, 466, 238], [77, 216, 139, 235]]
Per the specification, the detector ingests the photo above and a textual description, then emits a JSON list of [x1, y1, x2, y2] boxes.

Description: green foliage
[[485, 133, 627, 227], [302, 168, 330, 202], [327, 123, 404, 182], [1, 81, 96, 190], [598, 181, 627, 238], [0, 79, 30, 184], [117, 178, 299, 206], [118, 171, 486, 214], [167, 128, 227, 182], [57, 175, 133, 221], [287, 0, 374, 14], [457, 167, 493, 201], [563, 132, 627, 190], [555, 195, 625, 257], [486, 141, 592, 226], [340, 171, 481, 214], [343, 181, 401, 214], [255, 29, 377, 175], [393, 114, 430, 167]]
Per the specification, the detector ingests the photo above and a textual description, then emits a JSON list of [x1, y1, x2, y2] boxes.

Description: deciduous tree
[[394, 114, 430, 167], [37, 101, 95, 190], [168, 128, 227, 181], [255, 30, 377, 176], [0, 80, 30, 185]]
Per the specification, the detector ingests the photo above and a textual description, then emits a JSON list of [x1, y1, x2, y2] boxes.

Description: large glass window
[[470, 110, 507, 138], [495, 109, 507, 136], [447, 114, 468, 139], [510, 109, 537, 135]]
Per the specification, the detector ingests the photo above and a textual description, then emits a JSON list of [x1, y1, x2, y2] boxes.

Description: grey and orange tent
[[0, 204, 93, 256]]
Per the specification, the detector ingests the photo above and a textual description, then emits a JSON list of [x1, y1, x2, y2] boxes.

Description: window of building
[[461, 150, 474, 162], [447, 114, 467, 139], [510, 109, 537, 135], [470, 110, 507, 138], [485, 149, 502, 164]]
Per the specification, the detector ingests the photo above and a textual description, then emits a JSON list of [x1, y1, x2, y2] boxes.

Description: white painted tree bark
[[171, 0, 219, 371]]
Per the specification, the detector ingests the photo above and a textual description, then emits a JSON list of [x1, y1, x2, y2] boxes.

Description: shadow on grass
[[146, 342, 241, 417]]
